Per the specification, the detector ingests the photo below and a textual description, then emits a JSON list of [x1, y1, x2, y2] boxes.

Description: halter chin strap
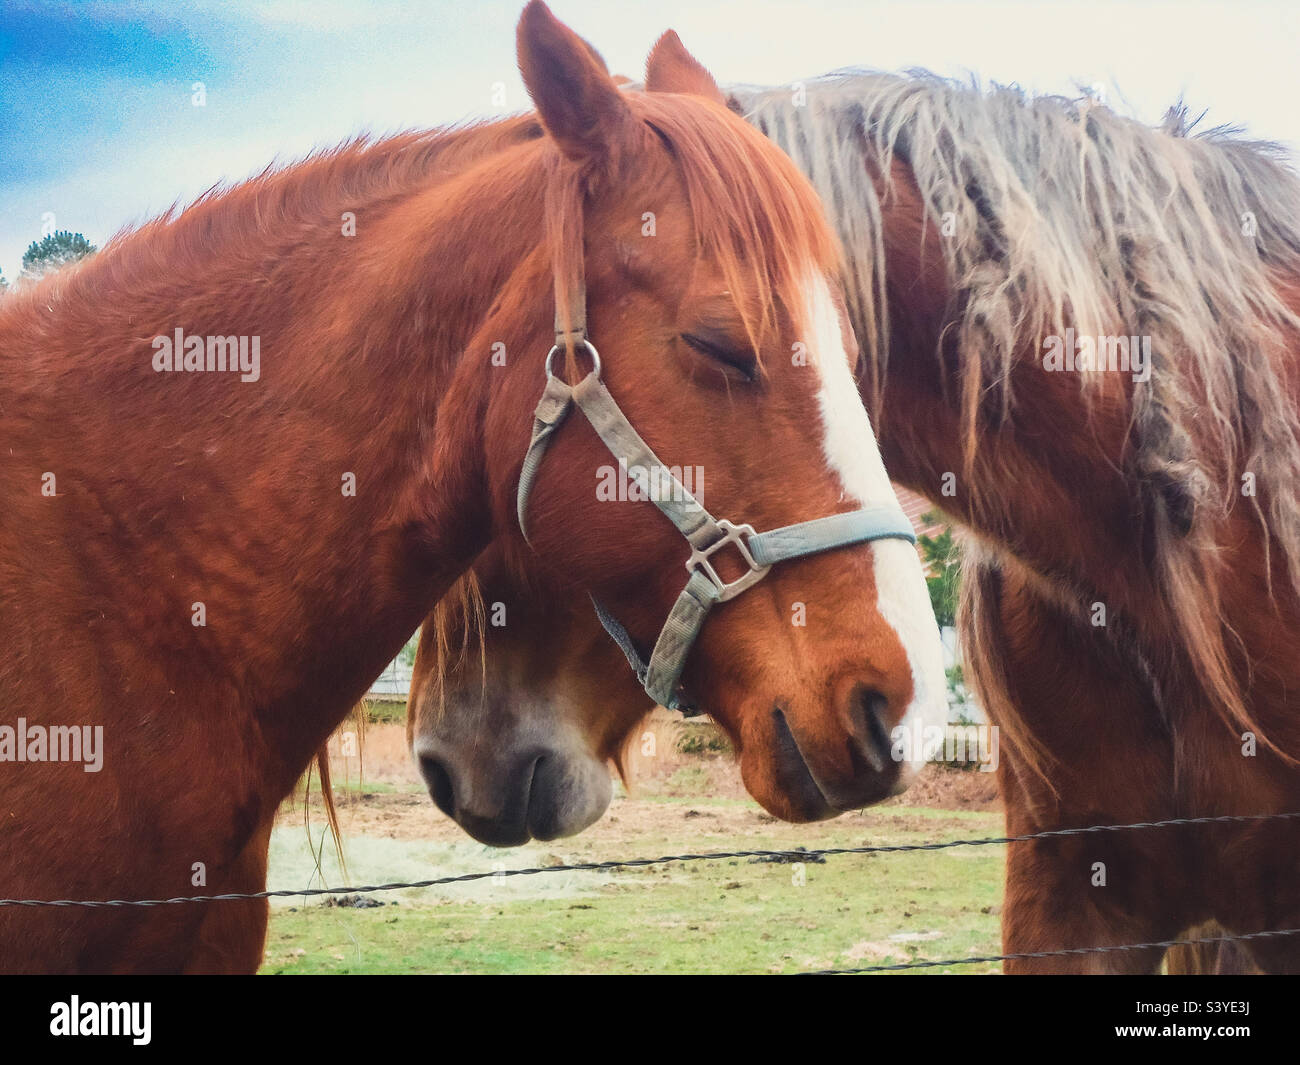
[[517, 279, 916, 715]]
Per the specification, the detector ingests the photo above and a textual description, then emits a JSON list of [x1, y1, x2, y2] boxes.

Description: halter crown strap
[[555, 278, 588, 351]]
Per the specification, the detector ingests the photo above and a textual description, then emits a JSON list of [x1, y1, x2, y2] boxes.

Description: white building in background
[[368, 654, 414, 697]]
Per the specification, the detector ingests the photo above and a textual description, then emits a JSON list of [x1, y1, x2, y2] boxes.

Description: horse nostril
[[527, 754, 547, 806], [419, 754, 456, 817], [848, 686, 893, 774]]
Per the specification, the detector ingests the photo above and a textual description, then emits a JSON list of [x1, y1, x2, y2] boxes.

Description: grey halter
[[517, 280, 916, 715]]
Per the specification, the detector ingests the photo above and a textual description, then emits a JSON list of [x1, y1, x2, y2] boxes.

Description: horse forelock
[[416, 568, 487, 728], [734, 71, 1300, 765], [416, 531, 558, 725], [546, 90, 841, 377]]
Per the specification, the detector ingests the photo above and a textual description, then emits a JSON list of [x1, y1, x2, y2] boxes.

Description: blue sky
[[3, 0, 1299, 281]]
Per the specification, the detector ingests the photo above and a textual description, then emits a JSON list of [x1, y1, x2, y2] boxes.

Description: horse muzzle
[[416, 742, 613, 847], [742, 681, 912, 822]]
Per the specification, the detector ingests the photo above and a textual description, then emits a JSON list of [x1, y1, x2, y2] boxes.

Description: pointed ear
[[645, 30, 726, 105], [578, 35, 610, 73], [517, 1, 632, 164]]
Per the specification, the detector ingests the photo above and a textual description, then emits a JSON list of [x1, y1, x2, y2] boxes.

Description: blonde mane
[[734, 72, 1300, 766]]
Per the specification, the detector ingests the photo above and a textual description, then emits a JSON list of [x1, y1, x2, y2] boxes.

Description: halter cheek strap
[[517, 260, 916, 714]]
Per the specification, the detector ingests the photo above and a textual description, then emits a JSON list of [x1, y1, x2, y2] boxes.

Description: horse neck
[[877, 165, 1300, 762], [872, 159, 1164, 618], [874, 156, 1300, 755], [3, 128, 554, 799]]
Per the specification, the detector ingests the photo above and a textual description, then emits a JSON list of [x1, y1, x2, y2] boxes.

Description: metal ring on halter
[[544, 339, 602, 380]]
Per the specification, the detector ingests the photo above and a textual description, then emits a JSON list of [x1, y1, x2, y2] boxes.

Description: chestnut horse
[[411, 59, 1300, 972], [735, 73, 1300, 974], [0, 5, 944, 973]]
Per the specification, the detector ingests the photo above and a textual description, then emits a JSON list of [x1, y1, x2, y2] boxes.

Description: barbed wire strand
[[2, 809, 1296, 909], [803, 926, 1300, 974]]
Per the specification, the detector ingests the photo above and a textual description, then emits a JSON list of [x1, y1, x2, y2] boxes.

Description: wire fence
[[802, 926, 1300, 974], [5, 808, 1299, 973]]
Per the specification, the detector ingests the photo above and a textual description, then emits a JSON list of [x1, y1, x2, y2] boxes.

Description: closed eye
[[681, 332, 758, 382]]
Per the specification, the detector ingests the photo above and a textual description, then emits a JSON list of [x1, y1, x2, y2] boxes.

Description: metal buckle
[[686, 520, 772, 603]]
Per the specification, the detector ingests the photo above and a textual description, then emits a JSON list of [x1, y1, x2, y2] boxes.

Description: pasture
[[262, 713, 1003, 975], [5, 0, 1298, 988]]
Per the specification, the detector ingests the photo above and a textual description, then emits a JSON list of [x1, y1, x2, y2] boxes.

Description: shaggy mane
[[734, 72, 1300, 771]]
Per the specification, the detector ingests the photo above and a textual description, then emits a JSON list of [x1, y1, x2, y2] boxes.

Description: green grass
[[262, 804, 1004, 975], [657, 766, 714, 796], [674, 723, 733, 755], [326, 778, 411, 796], [363, 697, 407, 725]]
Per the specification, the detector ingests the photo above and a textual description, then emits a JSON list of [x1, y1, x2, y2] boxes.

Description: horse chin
[[739, 723, 838, 823], [741, 753, 903, 823]]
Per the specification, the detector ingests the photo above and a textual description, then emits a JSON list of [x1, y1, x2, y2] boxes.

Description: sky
[[2, 0, 1299, 281]]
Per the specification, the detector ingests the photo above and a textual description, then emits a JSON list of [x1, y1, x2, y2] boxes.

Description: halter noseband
[[516, 271, 916, 716]]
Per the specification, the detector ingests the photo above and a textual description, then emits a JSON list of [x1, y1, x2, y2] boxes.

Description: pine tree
[[20, 231, 97, 280]]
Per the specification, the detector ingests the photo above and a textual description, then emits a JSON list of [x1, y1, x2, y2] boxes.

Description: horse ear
[[645, 30, 726, 106], [517, 1, 631, 164], [578, 35, 610, 73]]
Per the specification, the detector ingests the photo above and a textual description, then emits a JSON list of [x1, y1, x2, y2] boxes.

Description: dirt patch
[[888, 765, 1001, 812]]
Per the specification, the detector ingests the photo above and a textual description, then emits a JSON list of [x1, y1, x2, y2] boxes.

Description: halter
[[516, 269, 916, 715]]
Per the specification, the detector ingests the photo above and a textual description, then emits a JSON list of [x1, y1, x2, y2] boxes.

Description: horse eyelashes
[[681, 332, 757, 380]]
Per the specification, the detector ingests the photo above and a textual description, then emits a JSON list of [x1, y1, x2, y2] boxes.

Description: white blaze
[[802, 272, 948, 780]]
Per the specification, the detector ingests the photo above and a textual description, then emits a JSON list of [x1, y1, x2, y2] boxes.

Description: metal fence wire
[[4, 809, 1299, 973]]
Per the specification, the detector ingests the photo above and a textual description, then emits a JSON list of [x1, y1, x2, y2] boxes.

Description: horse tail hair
[[301, 702, 366, 883], [313, 745, 346, 882]]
